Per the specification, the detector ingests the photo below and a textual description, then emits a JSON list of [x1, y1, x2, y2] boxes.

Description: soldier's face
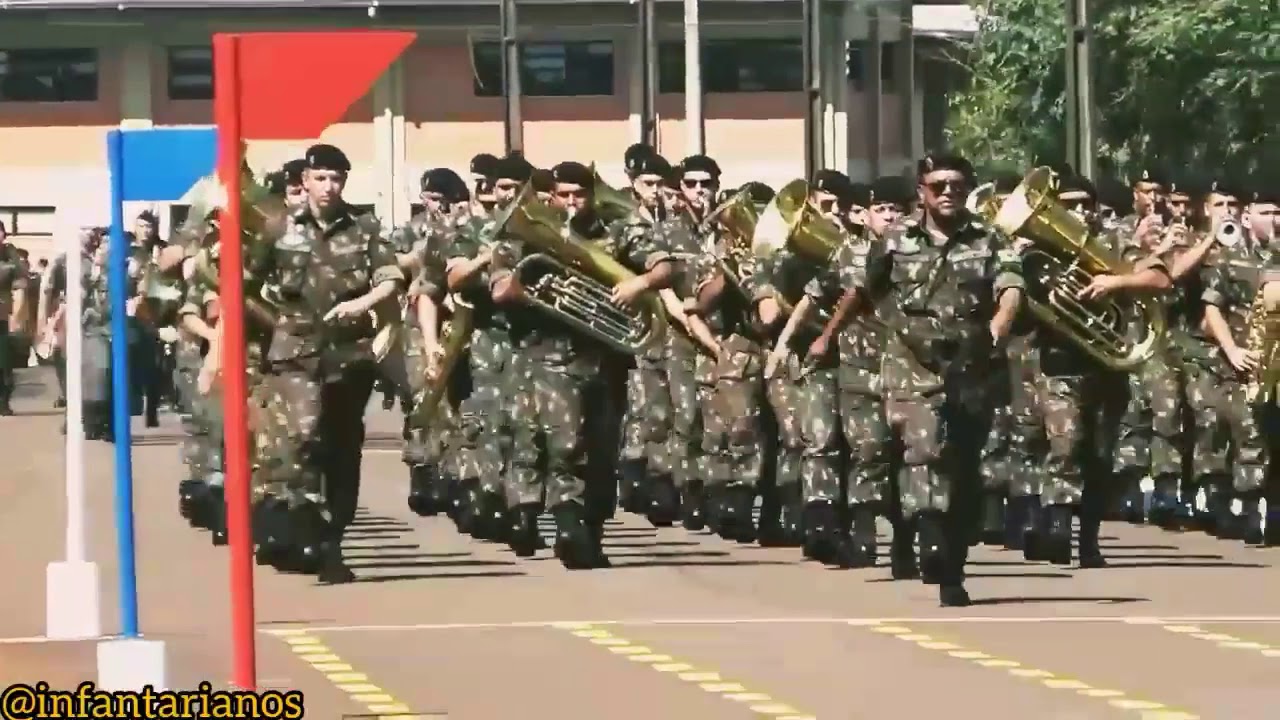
[[303, 168, 346, 209], [867, 202, 902, 237], [421, 191, 445, 214], [811, 190, 839, 220], [681, 173, 716, 212], [493, 179, 521, 206], [1167, 195, 1189, 219], [134, 218, 156, 240], [1247, 201, 1277, 243], [632, 175, 662, 208], [1133, 182, 1163, 214], [1206, 192, 1241, 222], [848, 204, 869, 228], [552, 183, 588, 215], [919, 170, 969, 219], [285, 183, 307, 209]]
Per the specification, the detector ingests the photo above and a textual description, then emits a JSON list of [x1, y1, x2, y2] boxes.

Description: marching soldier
[[0, 222, 30, 416], [248, 144, 404, 584], [489, 160, 675, 568]]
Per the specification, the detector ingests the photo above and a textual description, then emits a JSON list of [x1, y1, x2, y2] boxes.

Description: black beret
[[917, 152, 974, 181], [263, 170, 287, 196], [1166, 178, 1192, 199], [303, 143, 351, 172], [446, 172, 470, 204], [1248, 180, 1279, 205], [812, 169, 851, 195], [282, 158, 308, 185], [1056, 174, 1097, 202], [628, 152, 671, 178], [679, 154, 722, 179], [1207, 179, 1243, 199], [992, 172, 1022, 195], [1131, 167, 1167, 187], [136, 210, 158, 224], [531, 168, 555, 194], [421, 167, 461, 193], [495, 154, 534, 183], [738, 181, 775, 207], [847, 182, 872, 208], [551, 161, 592, 187], [624, 143, 657, 172], [869, 176, 913, 206], [469, 153, 500, 179]]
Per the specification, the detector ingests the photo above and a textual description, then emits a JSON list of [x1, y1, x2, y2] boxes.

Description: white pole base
[[97, 638, 167, 691], [45, 561, 102, 640]]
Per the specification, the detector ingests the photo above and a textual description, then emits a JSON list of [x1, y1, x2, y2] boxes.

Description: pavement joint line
[[265, 615, 1280, 634], [268, 630, 430, 719], [562, 623, 816, 718], [1151, 622, 1280, 659], [852, 621, 1199, 719]]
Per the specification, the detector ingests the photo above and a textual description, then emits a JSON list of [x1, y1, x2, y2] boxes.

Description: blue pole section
[[106, 130, 140, 639]]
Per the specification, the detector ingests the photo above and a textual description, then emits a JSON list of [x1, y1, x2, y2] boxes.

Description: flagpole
[[106, 130, 140, 640], [212, 33, 257, 691]]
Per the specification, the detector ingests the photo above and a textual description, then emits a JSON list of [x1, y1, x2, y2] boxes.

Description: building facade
[[0, 0, 974, 251]]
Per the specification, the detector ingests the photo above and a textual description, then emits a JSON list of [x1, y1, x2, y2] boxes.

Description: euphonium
[[1244, 280, 1280, 404], [702, 189, 760, 298], [993, 166, 1166, 372], [495, 184, 665, 355], [409, 294, 475, 429], [590, 165, 640, 225], [749, 179, 843, 328], [192, 238, 280, 333]]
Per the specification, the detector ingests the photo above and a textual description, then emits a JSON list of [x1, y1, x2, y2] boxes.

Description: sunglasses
[[925, 179, 967, 194], [682, 178, 715, 189]]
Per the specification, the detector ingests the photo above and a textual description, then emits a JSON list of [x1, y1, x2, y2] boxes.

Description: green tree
[[945, 0, 1278, 182]]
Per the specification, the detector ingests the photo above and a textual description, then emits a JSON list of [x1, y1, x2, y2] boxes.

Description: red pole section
[[212, 33, 257, 691]]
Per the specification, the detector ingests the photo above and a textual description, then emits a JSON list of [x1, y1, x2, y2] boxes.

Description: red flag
[[225, 31, 415, 140]]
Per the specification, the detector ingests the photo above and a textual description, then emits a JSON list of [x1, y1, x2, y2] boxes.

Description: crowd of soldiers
[[29, 140, 1279, 607]]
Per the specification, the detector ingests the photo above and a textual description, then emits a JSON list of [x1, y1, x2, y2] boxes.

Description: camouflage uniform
[[1193, 238, 1276, 532], [247, 204, 402, 561], [841, 216, 1022, 584], [0, 243, 30, 411]]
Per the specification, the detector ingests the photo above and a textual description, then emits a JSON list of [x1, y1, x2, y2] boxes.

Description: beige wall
[[0, 4, 955, 230]]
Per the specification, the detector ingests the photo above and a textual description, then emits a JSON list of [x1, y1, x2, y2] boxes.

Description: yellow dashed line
[[856, 621, 1198, 719], [270, 630, 439, 719], [561, 623, 816, 719], [1150, 622, 1280, 659]]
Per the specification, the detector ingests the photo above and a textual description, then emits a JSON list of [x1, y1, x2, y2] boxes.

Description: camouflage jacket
[[807, 227, 885, 372], [841, 215, 1023, 387], [444, 208, 507, 331], [661, 211, 755, 339], [1199, 237, 1277, 369], [247, 203, 402, 363]]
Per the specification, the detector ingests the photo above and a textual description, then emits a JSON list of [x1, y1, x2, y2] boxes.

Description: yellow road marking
[[561, 623, 815, 719], [270, 630, 436, 719], [856, 621, 1198, 719], [1151, 622, 1280, 659]]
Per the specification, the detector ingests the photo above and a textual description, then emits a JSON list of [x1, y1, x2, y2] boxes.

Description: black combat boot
[[407, 463, 440, 516], [980, 491, 1005, 546], [433, 469, 457, 517], [801, 500, 840, 563], [618, 459, 647, 514], [507, 503, 543, 558], [1264, 509, 1280, 547], [290, 502, 330, 574], [716, 485, 757, 543], [452, 478, 482, 534], [1021, 495, 1045, 561], [253, 497, 288, 566], [834, 504, 877, 569], [550, 502, 596, 570], [889, 517, 919, 580], [317, 537, 356, 585], [178, 478, 206, 524], [938, 512, 972, 607], [1147, 476, 1181, 529], [1077, 492, 1107, 569], [1117, 470, 1146, 524], [1041, 504, 1074, 566], [917, 512, 945, 585], [207, 485, 228, 546], [1241, 497, 1264, 545], [1003, 494, 1030, 550], [680, 480, 706, 531], [646, 473, 680, 528], [775, 484, 803, 546], [471, 489, 509, 542], [587, 521, 611, 569]]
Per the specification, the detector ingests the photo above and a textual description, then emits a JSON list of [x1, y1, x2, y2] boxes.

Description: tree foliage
[[945, 0, 1278, 182]]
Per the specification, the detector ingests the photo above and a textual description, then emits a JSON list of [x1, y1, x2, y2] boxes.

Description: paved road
[[1, 367, 1277, 719]]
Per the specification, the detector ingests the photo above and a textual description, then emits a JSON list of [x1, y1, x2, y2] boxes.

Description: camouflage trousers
[[1114, 355, 1185, 493], [173, 354, 223, 487], [1183, 368, 1269, 493], [401, 324, 465, 477], [507, 346, 600, 509], [765, 350, 840, 502], [621, 334, 702, 487], [839, 371, 891, 506], [983, 340, 1044, 498], [700, 334, 765, 489], [456, 330, 514, 497], [253, 360, 376, 535]]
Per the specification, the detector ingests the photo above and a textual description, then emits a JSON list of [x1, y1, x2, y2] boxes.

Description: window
[[659, 39, 804, 94], [845, 42, 899, 91], [0, 207, 55, 237], [167, 46, 213, 100], [0, 48, 98, 103], [472, 41, 615, 97]]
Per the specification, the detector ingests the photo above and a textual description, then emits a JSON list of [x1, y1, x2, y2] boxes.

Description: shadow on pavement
[[354, 570, 526, 584], [967, 595, 1149, 606]]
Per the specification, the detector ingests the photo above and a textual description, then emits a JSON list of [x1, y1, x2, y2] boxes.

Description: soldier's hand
[[611, 276, 649, 307], [491, 274, 525, 304], [323, 299, 367, 323], [807, 334, 830, 359], [424, 341, 445, 378], [1225, 345, 1260, 373], [1076, 273, 1123, 300]]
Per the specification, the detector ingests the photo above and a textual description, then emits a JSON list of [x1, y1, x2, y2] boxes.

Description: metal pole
[[500, 0, 523, 154], [638, 0, 658, 146], [683, 0, 704, 155], [802, 0, 823, 178], [1064, 0, 1095, 179], [897, 0, 916, 176], [865, 4, 883, 180], [64, 225, 86, 566]]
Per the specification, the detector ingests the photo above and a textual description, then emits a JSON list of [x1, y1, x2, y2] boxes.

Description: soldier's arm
[[619, 221, 675, 292], [988, 242, 1025, 342], [361, 219, 405, 308], [488, 239, 525, 304], [746, 253, 785, 327], [1198, 258, 1239, 352], [445, 227, 494, 293], [177, 280, 217, 342]]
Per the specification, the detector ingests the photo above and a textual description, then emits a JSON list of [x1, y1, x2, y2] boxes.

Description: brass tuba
[[993, 166, 1166, 371], [590, 165, 640, 225], [1244, 280, 1280, 404], [701, 189, 760, 298], [749, 179, 843, 328], [496, 184, 665, 355]]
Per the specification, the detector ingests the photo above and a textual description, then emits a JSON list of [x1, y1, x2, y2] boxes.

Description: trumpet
[[1213, 218, 1242, 247]]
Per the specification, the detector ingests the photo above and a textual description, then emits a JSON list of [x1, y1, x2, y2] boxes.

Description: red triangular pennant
[[214, 31, 415, 140]]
